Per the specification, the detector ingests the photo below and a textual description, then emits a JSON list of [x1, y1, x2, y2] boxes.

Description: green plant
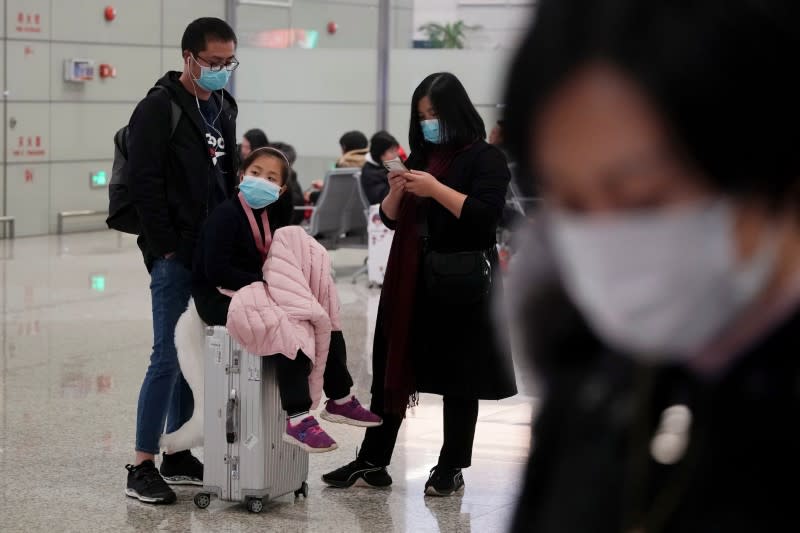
[[418, 20, 482, 49]]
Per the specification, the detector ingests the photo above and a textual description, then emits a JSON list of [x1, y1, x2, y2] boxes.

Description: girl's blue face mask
[[421, 119, 442, 144], [239, 176, 281, 209]]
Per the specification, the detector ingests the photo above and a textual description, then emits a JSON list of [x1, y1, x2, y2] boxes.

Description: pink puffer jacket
[[226, 226, 340, 408]]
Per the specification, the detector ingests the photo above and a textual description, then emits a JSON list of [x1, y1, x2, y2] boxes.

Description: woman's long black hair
[[408, 72, 486, 156]]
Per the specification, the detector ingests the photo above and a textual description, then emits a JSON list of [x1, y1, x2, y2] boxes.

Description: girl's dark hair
[[270, 141, 297, 164], [243, 128, 269, 150], [409, 72, 485, 155], [503, 0, 800, 207], [240, 147, 291, 185], [181, 17, 237, 56]]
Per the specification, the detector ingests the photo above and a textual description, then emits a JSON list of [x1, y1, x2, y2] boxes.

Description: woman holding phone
[[323, 72, 516, 497]]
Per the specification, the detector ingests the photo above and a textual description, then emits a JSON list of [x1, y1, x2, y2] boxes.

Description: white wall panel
[[48, 161, 111, 233], [5, 164, 50, 236], [49, 103, 132, 161], [236, 48, 376, 103], [237, 101, 375, 158], [236, 5, 291, 46], [6, 103, 50, 164], [0, 1, 6, 38], [291, 2, 379, 49], [50, 44, 162, 102], [389, 49, 507, 106], [393, 7, 414, 49], [6, 0, 50, 41], [5, 41, 50, 102], [161, 47, 184, 74], [52, 0, 161, 45], [162, 0, 226, 48]]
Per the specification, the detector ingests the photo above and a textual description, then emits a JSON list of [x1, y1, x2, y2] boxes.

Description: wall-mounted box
[[64, 59, 95, 82]]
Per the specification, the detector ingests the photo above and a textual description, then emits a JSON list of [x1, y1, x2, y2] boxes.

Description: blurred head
[[241, 128, 269, 159], [339, 131, 368, 154], [409, 72, 485, 154], [181, 18, 238, 92], [489, 120, 505, 146], [239, 147, 290, 193], [369, 131, 400, 163], [504, 0, 800, 359]]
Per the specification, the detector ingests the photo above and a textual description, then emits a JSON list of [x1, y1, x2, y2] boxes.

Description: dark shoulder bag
[[419, 209, 493, 306]]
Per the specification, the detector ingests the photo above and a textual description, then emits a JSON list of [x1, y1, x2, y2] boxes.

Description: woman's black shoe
[[159, 450, 203, 486], [322, 458, 393, 488], [125, 461, 177, 504], [424, 465, 465, 496]]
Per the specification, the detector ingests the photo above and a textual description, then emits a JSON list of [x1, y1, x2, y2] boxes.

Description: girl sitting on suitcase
[[192, 146, 382, 453]]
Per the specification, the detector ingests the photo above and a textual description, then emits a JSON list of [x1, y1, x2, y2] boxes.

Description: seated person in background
[[305, 130, 370, 205], [239, 128, 269, 159], [361, 131, 400, 205], [193, 147, 382, 453], [270, 141, 305, 225], [336, 130, 369, 168]]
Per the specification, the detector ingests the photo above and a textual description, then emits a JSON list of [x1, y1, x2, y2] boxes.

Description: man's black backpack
[[106, 87, 182, 234]]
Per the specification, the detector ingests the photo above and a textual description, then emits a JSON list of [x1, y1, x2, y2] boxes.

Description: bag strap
[[238, 192, 272, 263]]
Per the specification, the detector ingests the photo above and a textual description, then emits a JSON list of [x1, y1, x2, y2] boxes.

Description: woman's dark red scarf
[[381, 145, 466, 416]]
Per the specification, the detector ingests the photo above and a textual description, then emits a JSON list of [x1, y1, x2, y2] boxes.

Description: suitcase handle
[[226, 389, 238, 444]]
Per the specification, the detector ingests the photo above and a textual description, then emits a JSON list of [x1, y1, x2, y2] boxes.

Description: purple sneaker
[[283, 416, 338, 453], [320, 396, 383, 428]]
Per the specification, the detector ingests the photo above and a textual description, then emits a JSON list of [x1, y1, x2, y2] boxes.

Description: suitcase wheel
[[246, 497, 264, 513], [194, 493, 211, 509], [294, 481, 309, 499]]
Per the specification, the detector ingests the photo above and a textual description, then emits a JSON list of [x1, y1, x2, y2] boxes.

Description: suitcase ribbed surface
[[203, 326, 309, 504]]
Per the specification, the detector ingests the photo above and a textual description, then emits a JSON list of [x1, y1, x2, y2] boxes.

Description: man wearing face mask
[[124, 17, 238, 505]]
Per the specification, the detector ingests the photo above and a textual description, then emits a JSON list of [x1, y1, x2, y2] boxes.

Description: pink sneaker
[[282, 416, 338, 453], [320, 396, 383, 428]]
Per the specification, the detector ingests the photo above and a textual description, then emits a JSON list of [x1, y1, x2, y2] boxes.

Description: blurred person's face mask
[[546, 200, 777, 360], [421, 119, 442, 144], [190, 55, 231, 92], [239, 176, 281, 209]]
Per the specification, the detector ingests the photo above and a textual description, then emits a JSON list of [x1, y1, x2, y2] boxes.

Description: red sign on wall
[[12, 136, 46, 158], [24, 169, 33, 182], [16, 11, 42, 34]]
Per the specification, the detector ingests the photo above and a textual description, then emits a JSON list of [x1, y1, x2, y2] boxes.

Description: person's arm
[[379, 171, 407, 227], [403, 148, 509, 226], [127, 93, 178, 258], [203, 207, 264, 291]]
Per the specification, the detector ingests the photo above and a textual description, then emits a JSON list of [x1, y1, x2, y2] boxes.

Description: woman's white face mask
[[545, 200, 777, 361]]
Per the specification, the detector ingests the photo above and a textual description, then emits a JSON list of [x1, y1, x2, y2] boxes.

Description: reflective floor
[[0, 232, 533, 533]]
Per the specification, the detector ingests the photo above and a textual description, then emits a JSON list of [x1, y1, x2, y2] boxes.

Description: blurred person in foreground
[[504, 1, 800, 532]]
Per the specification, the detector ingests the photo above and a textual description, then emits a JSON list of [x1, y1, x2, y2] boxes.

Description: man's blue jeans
[[135, 258, 194, 455]]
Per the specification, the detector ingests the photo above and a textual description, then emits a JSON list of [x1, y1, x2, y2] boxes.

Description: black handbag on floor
[[419, 211, 493, 306]]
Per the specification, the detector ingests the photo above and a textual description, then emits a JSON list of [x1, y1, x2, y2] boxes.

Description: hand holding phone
[[383, 157, 408, 173]]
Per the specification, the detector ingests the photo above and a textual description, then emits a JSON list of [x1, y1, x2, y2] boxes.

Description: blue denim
[[135, 258, 194, 454]]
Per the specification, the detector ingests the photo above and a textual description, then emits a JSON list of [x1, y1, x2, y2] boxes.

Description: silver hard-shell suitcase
[[193, 326, 310, 513]]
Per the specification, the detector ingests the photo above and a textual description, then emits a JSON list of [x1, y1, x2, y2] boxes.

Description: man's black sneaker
[[125, 461, 177, 504], [159, 450, 203, 486], [322, 458, 393, 488], [424, 465, 465, 497]]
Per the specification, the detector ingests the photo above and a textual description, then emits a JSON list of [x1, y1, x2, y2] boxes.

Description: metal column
[[376, 0, 391, 131]]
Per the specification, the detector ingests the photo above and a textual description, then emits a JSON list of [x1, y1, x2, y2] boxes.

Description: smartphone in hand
[[383, 157, 408, 173]]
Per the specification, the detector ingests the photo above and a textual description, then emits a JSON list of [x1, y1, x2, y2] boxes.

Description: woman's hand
[[403, 170, 441, 198], [387, 171, 407, 196]]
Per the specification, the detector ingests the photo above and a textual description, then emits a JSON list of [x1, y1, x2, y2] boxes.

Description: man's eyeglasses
[[196, 55, 239, 72]]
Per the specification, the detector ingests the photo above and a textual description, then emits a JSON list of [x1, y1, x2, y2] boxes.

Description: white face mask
[[546, 200, 776, 361]]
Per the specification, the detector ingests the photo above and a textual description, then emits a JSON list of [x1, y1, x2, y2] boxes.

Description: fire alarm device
[[64, 59, 95, 82], [104, 6, 117, 21], [99, 64, 116, 79]]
